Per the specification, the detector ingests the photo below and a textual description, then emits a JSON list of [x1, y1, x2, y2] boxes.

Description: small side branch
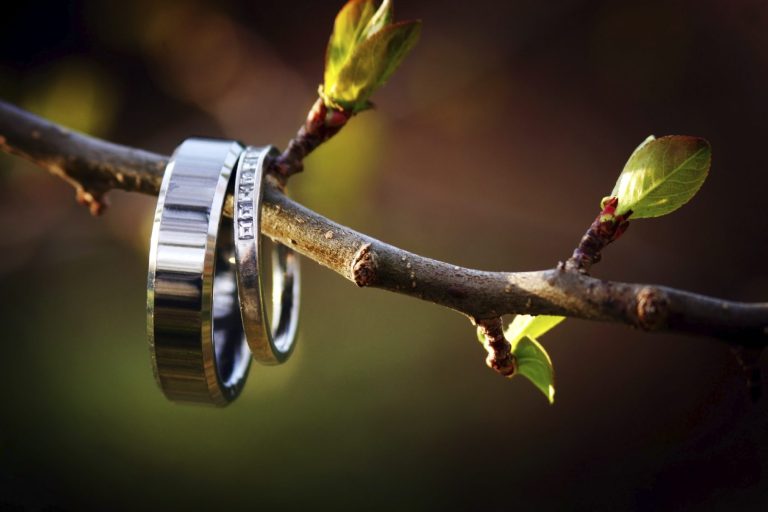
[[564, 197, 630, 274], [270, 97, 351, 181], [477, 318, 516, 377]]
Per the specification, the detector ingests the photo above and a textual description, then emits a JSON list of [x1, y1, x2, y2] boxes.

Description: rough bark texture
[[0, 102, 164, 214], [477, 318, 516, 377], [1, 100, 767, 346]]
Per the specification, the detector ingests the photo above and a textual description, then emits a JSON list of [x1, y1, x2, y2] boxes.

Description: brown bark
[[1, 100, 767, 346]]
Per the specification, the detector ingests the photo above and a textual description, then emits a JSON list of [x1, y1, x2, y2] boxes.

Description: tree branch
[[2, 100, 767, 346], [0, 102, 165, 214]]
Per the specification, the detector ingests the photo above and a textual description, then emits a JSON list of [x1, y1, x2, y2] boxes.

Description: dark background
[[1, 0, 768, 510]]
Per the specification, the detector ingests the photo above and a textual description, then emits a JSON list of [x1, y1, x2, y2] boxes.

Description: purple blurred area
[[1, 0, 768, 510]]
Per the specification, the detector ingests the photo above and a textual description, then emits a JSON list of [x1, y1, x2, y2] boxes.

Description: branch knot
[[636, 287, 669, 331], [351, 243, 377, 287]]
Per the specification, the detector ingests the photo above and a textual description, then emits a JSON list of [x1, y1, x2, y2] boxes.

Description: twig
[[564, 197, 630, 274], [269, 97, 351, 181], [477, 318, 516, 377], [1, 100, 767, 346]]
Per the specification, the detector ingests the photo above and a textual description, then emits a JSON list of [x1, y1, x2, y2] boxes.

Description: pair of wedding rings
[[147, 139, 300, 406]]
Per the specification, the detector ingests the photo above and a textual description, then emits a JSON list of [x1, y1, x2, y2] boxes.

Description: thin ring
[[148, 138, 250, 406], [234, 146, 301, 364]]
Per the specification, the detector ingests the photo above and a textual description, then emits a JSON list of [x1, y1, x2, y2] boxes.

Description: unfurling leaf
[[505, 315, 564, 404], [325, 0, 376, 93], [505, 314, 566, 342], [365, 0, 393, 36], [322, 0, 421, 113], [609, 135, 711, 218]]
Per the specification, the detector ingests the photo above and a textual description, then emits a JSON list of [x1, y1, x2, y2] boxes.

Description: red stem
[[564, 197, 631, 274], [270, 97, 352, 180]]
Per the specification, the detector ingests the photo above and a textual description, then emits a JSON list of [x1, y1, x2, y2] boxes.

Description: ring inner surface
[[213, 214, 249, 396], [270, 244, 297, 353]]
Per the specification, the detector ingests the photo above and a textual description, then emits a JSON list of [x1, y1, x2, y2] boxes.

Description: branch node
[[636, 287, 669, 331], [351, 243, 377, 287]]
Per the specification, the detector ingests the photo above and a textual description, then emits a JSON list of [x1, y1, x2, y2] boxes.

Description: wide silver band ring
[[234, 146, 300, 364], [148, 138, 250, 406]]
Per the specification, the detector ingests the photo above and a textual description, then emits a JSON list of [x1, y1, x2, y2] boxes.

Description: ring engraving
[[234, 146, 301, 364]]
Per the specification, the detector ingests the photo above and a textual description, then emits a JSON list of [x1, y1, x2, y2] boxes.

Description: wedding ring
[[148, 138, 250, 406], [234, 146, 300, 364]]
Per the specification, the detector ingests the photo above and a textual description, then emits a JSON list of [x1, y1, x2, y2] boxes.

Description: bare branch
[[0, 101, 165, 214], [1, 100, 767, 345]]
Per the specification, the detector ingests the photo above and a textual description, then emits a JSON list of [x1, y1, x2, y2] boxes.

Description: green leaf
[[325, 0, 376, 98], [504, 314, 563, 404], [610, 135, 711, 218], [322, 1, 421, 113], [505, 314, 565, 343], [514, 336, 556, 404], [328, 20, 421, 112]]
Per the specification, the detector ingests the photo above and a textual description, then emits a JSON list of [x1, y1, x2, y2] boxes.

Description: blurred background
[[1, 0, 768, 510]]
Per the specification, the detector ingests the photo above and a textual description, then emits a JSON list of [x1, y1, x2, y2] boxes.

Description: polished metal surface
[[147, 138, 250, 406], [234, 146, 301, 364]]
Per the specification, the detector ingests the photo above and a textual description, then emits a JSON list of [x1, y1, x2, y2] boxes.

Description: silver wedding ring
[[148, 139, 250, 406], [234, 146, 300, 364]]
